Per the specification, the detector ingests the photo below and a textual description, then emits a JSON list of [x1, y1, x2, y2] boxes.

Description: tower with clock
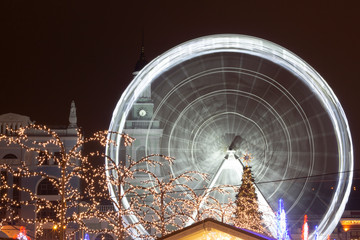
[[122, 43, 163, 174]]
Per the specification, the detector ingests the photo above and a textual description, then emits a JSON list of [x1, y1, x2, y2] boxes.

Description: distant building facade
[[336, 210, 360, 240]]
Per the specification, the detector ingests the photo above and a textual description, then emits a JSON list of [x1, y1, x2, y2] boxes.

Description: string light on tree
[[77, 150, 179, 239], [233, 152, 266, 235], [182, 186, 236, 224]]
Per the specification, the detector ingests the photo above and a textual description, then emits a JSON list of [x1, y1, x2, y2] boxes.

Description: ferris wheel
[[106, 34, 353, 239]]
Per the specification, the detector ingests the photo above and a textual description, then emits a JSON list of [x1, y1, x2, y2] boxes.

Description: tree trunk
[[60, 161, 66, 240], [118, 175, 123, 240]]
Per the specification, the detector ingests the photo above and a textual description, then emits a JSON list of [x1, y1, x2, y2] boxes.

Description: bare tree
[[0, 162, 48, 232], [133, 169, 207, 238], [181, 185, 236, 224], [77, 151, 175, 240]]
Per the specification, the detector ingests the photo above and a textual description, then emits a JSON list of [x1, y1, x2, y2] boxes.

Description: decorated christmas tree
[[233, 153, 266, 234]]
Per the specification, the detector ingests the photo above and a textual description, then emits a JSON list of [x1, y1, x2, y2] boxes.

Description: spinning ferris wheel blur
[[106, 34, 353, 239]]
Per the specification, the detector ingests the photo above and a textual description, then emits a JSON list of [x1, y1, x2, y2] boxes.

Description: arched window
[[2, 154, 17, 159], [95, 234, 114, 240], [37, 178, 59, 195]]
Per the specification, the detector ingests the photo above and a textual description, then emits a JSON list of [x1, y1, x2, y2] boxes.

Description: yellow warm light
[[53, 225, 57, 230], [203, 229, 243, 240], [179, 228, 245, 240], [340, 219, 360, 232], [340, 220, 360, 226]]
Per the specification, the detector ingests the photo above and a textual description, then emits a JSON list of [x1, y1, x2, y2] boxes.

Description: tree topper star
[[242, 152, 252, 166]]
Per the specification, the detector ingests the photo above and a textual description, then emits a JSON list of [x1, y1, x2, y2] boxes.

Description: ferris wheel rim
[[106, 34, 353, 239]]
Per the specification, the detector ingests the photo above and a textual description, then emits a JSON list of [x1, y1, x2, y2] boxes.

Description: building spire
[[68, 100, 77, 128], [133, 30, 148, 75], [140, 29, 145, 60]]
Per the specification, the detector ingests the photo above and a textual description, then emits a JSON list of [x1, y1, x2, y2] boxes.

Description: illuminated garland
[[233, 166, 266, 235]]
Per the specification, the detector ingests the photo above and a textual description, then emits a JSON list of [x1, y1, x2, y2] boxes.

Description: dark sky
[[1, 1, 359, 170]]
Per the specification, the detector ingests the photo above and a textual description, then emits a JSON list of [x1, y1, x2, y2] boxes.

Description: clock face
[[139, 109, 147, 117]]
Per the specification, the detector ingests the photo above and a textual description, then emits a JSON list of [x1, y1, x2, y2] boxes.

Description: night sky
[[1, 2, 359, 171]]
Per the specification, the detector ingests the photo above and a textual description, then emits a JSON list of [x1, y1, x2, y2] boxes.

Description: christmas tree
[[233, 153, 265, 234]]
